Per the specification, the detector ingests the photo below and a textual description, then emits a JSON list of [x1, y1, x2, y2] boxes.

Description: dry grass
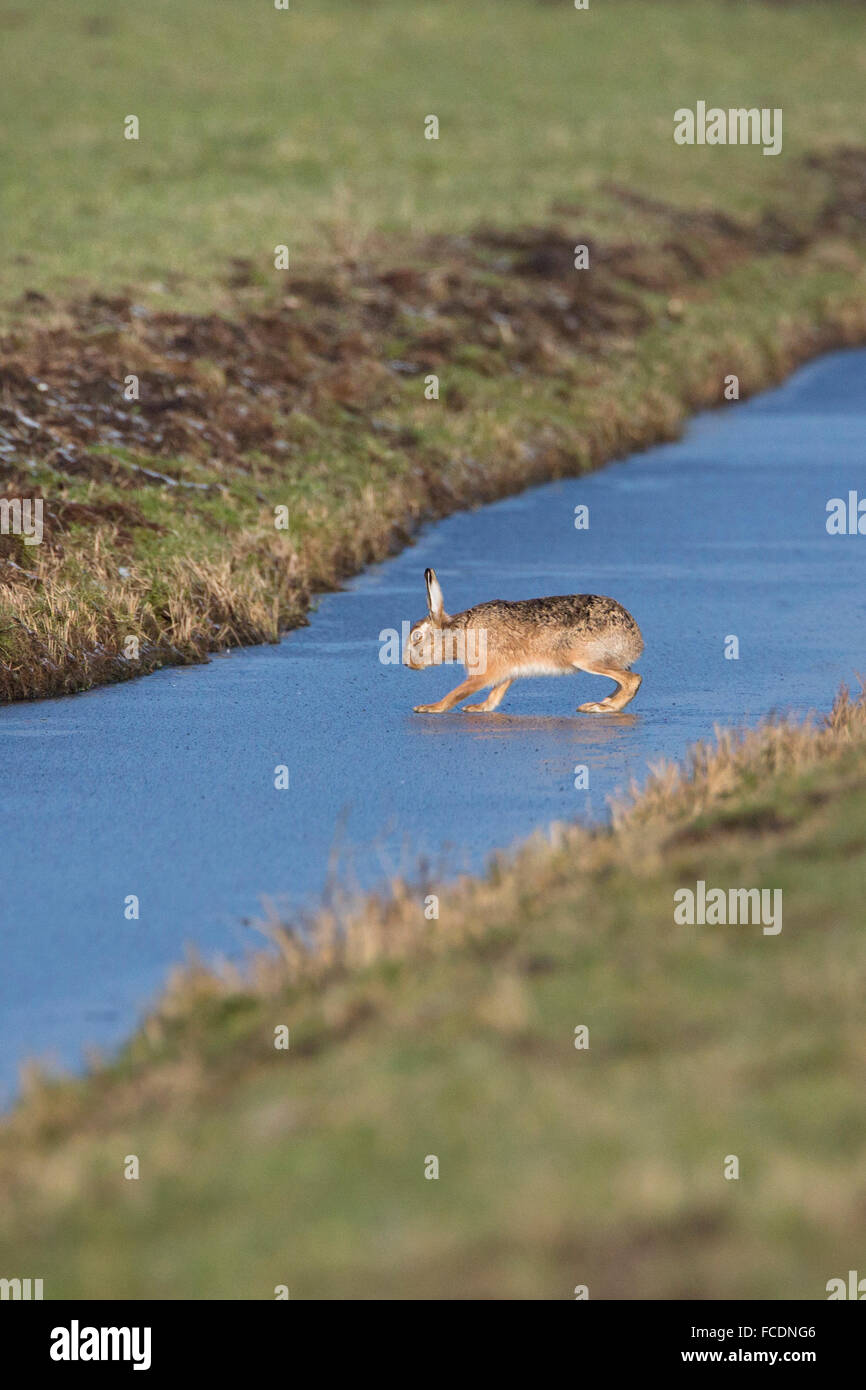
[[0, 526, 303, 699], [615, 680, 866, 828]]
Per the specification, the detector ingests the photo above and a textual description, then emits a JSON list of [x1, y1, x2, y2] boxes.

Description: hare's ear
[[425, 567, 445, 625]]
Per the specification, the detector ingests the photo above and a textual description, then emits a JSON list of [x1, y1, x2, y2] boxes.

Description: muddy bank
[[3, 149, 865, 484]]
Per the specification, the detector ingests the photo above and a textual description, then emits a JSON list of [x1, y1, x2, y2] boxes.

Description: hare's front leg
[[414, 674, 488, 714], [462, 679, 513, 713]]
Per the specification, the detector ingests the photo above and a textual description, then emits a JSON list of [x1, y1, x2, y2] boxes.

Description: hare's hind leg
[[414, 673, 488, 714], [462, 678, 513, 713], [575, 663, 641, 713]]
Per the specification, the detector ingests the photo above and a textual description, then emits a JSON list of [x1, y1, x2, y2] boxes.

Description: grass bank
[[2, 1, 866, 700], [2, 685, 864, 1298]]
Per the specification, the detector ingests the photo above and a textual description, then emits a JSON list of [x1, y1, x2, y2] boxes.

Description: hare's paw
[[461, 701, 489, 713], [578, 700, 613, 713], [413, 702, 442, 714]]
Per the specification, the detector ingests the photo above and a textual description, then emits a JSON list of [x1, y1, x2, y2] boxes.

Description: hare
[[405, 568, 643, 714]]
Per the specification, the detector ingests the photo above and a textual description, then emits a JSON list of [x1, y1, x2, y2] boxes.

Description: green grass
[[2, 692, 865, 1298], [1, 0, 864, 306]]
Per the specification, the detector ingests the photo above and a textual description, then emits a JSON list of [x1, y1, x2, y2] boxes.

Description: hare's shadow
[[410, 712, 639, 743]]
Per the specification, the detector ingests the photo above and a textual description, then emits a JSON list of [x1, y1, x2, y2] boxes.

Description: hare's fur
[[405, 568, 643, 714]]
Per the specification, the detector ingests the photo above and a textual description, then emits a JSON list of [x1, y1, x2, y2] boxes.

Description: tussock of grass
[[616, 680, 866, 829], [0, 528, 302, 699]]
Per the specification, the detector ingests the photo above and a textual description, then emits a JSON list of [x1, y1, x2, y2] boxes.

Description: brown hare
[[405, 568, 643, 714]]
